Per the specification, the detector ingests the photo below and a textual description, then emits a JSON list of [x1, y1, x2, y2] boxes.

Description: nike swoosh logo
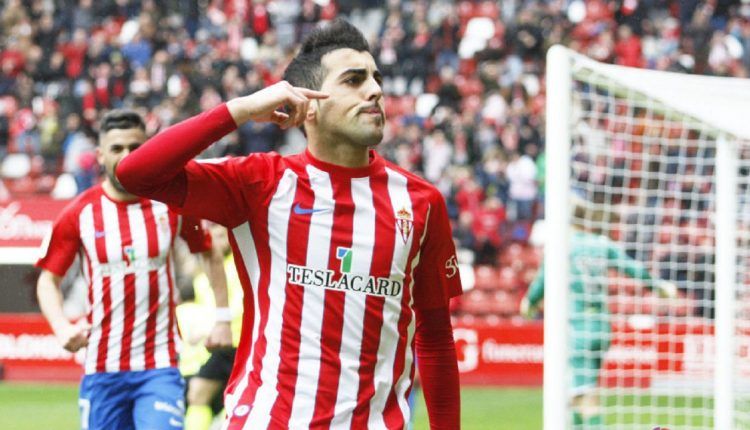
[[168, 417, 183, 427], [94, 231, 106, 239], [293, 203, 330, 215]]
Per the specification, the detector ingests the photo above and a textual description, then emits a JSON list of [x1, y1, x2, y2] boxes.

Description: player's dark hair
[[283, 18, 370, 90], [99, 109, 146, 136]]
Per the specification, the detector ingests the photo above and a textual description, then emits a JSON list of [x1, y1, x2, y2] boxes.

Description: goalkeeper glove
[[656, 280, 678, 299], [519, 297, 536, 318]]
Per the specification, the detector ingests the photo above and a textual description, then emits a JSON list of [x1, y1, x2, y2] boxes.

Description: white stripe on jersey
[[289, 165, 333, 428], [244, 169, 297, 429], [330, 176, 376, 429], [392, 204, 431, 423], [224, 221, 261, 418], [127, 202, 150, 369], [102, 197, 125, 373], [368, 168, 415, 428], [79, 205, 101, 374], [153, 201, 173, 369]]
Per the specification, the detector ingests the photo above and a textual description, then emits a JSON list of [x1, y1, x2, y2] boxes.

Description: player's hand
[[228, 81, 329, 129], [55, 320, 90, 352], [656, 280, 678, 299], [519, 297, 536, 319], [205, 322, 233, 351]]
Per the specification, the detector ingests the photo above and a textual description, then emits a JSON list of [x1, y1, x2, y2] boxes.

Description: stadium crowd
[[3, 0, 749, 321]]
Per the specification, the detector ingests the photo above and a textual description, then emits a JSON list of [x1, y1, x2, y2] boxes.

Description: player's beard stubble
[[107, 163, 130, 194]]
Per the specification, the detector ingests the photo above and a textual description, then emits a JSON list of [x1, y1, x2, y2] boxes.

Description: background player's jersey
[[36, 184, 212, 374], [178, 149, 463, 429], [526, 230, 654, 336]]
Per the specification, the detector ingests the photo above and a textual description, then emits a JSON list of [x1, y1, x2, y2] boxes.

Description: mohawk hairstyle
[[283, 19, 370, 91], [99, 109, 145, 137]]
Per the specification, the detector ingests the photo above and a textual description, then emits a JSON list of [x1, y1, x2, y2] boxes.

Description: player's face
[[97, 127, 146, 193], [315, 48, 385, 147]]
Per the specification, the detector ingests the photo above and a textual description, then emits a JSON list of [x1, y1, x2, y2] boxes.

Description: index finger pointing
[[296, 88, 329, 99]]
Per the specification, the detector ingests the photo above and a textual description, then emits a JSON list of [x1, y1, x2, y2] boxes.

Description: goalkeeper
[[520, 199, 676, 428]]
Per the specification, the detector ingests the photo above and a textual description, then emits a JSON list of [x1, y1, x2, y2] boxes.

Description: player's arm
[[413, 195, 462, 429], [35, 206, 88, 352], [415, 306, 460, 430], [199, 245, 233, 350], [181, 217, 232, 349], [521, 262, 545, 318], [115, 82, 328, 207], [607, 244, 677, 297], [36, 270, 90, 353]]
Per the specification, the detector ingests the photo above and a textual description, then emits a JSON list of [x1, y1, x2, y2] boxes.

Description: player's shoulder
[[215, 151, 290, 173], [382, 157, 445, 204], [59, 184, 104, 218]]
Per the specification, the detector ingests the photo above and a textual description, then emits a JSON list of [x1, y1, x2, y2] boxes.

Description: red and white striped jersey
[[180, 149, 463, 429], [36, 185, 212, 374]]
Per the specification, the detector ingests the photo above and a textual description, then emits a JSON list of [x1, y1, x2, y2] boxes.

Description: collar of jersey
[[302, 148, 384, 178]]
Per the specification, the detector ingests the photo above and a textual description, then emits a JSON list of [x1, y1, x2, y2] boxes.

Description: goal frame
[[544, 45, 741, 430]]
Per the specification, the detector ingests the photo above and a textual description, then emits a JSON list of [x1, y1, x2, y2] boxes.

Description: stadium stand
[[2, 0, 748, 320]]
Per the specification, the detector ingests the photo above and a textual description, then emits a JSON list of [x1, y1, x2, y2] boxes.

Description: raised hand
[[227, 81, 329, 129]]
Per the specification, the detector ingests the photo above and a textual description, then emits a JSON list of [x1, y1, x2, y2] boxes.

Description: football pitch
[[0, 383, 542, 429], [0, 383, 723, 429]]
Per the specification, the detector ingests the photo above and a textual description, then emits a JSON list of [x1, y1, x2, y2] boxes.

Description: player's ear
[[306, 100, 318, 121], [95, 146, 104, 164]]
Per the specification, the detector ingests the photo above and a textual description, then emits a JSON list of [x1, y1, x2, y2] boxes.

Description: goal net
[[543, 46, 750, 430]]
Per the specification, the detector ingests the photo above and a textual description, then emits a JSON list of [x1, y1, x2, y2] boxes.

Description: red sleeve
[[179, 153, 281, 227], [115, 103, 238, 208], [35, 204, 81, 277], [412, 191, 463, 310], [179, 216, 212, 253], [415, 306, 460, 430]]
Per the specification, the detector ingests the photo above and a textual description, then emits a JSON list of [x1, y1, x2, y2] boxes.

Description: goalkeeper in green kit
[[520, 200, 677, 428]]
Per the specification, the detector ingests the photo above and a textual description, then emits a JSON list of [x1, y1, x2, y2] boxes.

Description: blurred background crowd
[[2, 0, 748, 322]]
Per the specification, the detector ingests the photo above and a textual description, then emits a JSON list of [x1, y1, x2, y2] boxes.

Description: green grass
[[0, 383, 539, 430], [0, 383, 80, 430], [0, 383, 720, 429], [413, 386, 542, 429]]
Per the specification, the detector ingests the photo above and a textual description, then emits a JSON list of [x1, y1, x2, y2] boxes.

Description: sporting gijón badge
[[396, 207, 413, 244]]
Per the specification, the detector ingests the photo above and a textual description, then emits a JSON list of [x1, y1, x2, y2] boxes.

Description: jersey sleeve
[[607, 241, 653, 282], [526, 261, 545, 307], [180, 153, 281, 228], [178, 216, 213, 253], [35, 205, 81, 277], [412, 191, 463, 310]]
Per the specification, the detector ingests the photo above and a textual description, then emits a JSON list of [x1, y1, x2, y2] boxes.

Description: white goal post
[[544, 45, 750, 430]]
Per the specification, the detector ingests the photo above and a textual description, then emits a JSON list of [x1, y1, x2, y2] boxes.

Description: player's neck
[[102, 179, 140, 203], [306, 138, 370, 168]]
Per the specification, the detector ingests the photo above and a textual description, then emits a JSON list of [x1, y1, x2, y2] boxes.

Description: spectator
[[506, 149, 537, 221]]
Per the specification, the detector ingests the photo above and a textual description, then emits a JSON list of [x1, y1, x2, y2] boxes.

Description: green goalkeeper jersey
[[526, 230, 654, 338]]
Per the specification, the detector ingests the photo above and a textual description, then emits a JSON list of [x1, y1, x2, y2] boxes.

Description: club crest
[[396, 207, 413, 244]]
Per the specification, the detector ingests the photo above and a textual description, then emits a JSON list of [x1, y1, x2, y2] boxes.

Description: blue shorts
[[79, 367, 185, 430]]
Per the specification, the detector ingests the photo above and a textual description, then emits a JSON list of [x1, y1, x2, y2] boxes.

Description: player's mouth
[[358, 105, 383, 118]]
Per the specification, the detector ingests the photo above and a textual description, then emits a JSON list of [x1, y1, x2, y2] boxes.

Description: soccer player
[[117, 19, 462, 430], [36, 109, 233, 430], [520, 200, 676, 428]]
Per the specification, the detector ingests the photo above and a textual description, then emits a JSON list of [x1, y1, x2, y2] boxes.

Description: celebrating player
[[117, 19, 462, 430], [36, 109, 233, 430]]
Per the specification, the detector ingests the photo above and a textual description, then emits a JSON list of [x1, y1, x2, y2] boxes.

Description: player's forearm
[[201, 250, 229, 308], [415, 306, 461, 430], [116, 103, 237, 203], [36, 271, 69, 333]]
